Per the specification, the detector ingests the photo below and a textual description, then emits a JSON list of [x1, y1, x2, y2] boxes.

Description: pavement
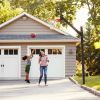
[[0, 79, 100, 100]]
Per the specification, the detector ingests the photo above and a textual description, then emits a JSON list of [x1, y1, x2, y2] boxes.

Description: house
[[0, 12, 80, 80]]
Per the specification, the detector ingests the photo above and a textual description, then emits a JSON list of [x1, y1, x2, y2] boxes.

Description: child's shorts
[[25, 64, 30, 74]]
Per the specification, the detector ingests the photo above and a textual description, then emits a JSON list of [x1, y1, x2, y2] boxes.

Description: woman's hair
[[39, 52, 42, 57], [22, 55, 27, 60]]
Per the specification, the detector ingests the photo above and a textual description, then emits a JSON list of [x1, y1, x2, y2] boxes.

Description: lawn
[[73, 75, 100, 91]]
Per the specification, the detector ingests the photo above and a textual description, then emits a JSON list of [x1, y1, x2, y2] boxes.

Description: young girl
[[22, 50, 34, 83], [38, 51, 49, 86]]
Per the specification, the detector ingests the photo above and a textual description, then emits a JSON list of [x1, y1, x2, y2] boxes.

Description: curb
[[69, 77, 100, 97]]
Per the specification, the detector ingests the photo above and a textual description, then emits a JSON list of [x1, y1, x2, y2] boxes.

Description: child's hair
[[22, 55, 27, 60]]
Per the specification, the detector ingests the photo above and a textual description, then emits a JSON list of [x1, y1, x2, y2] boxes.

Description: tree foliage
[[76, 0, 100, 75], [0, 0, 23, 24], [8, 0, 79, 25], [0, 0, 81, 29], [77, 23, 100, 75]]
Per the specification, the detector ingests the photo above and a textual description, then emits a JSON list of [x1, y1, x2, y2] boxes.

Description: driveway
[[0, 79, 100, 100]]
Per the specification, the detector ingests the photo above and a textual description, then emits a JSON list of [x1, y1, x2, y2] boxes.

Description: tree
[[9, 0, 44, 12], [77, 23, 100, 75], [76, 0, 100, 75], [0, 0, 23, 24], [8, 0, 80, 26], [94, 41, 100, 49]]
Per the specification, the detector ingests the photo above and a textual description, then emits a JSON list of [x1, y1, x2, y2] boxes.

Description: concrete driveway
[[0, 79, 100, 100]]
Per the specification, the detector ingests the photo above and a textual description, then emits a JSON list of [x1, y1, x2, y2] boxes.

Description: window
[[36, 49, 40, 54], [31, 49, 35, 54], [31, 49, 45, 55], [48, 49, 62, 55], [14, 49, 18, 55], [4, 49, 8, 55], [9, 49, 13, 55], [48, 49, 52, 54], [41, 49, 45, 52], [52, 49, 57, 54], [4, 49, 18, 55], [57, 49, 62, 54]]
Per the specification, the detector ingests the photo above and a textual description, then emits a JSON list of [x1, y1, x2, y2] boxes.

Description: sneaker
[[38, 84, 40, 86], [45, 84, 48, 86], [26, 80, 30, 83]]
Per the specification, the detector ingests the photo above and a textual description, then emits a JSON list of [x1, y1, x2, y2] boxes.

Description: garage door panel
[[0, 54, 4, 78], [30, 55, 40, 77], [48, 55, 65, 77], [4, 57, 19, 77], [0, 47, 20, 79], [28, 46, 65, 78]]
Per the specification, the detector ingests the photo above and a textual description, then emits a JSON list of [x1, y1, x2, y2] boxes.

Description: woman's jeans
[[39, 66, 47, 84]]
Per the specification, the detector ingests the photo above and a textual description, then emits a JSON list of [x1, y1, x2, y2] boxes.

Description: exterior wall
[[65, 44, 76, 76], [21, 45, 27, 77], [0, 16, 59, 35]]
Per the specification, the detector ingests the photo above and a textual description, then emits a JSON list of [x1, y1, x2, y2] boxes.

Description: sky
[[66, 6, 89, 37]]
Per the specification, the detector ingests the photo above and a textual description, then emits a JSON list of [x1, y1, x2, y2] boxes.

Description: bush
[[76, 61, 89, 76]]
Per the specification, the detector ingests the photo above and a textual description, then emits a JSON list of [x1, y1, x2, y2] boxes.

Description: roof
[[0, 34, 80, 43], [0, 12, 80, 43], [0, 34, 78, 40]]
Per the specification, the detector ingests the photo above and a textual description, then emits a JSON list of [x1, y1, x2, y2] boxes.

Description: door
[[29, 49, 42, 78], [0, 47, 21, 79], [47, 48, 65, 77], [28, 46, 65, 78]]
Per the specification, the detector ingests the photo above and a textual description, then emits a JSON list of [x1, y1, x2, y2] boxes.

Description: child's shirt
[[27, 58, 31, 66]]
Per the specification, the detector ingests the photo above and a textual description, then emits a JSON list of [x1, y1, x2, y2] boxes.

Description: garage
[[0, 46, 21, 79], [28, 46, 65, 78], [0, 12, 79, 79]]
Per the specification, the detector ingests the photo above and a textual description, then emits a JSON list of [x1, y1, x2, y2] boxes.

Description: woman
[[38, 51, 49, 86], [22, 50, 34, 83]]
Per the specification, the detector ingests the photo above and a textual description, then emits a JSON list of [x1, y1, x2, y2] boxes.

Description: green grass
[[73, 75, 100, 91]]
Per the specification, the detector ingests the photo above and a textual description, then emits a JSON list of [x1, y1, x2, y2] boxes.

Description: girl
[[38, 51, 49, 86], [22, 50, 34, 83]]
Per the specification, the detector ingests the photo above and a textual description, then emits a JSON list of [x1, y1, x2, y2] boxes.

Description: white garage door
[[0, 46, 21, 79], [28, 46, 65, 79]]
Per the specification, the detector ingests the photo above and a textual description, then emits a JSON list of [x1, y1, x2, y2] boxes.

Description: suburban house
[[0, 12, 80, 80]]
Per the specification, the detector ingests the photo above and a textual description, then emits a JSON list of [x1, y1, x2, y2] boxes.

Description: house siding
[[0, 16, 59, 35], [65, 44, 76, 76], [21, 45, 27, 77]]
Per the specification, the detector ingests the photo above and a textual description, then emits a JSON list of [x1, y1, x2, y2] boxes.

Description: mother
[[38, 51, 49, 86]]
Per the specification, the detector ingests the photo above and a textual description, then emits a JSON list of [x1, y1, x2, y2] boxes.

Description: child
[[22, 50, 34, 83], [38, 51, 49, 86]]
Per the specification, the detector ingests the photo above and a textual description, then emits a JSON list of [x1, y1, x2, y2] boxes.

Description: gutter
[[0, 39, 80, 43]]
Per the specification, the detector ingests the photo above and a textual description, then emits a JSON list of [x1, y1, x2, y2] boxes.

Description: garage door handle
[[1, 65, 4, 67]]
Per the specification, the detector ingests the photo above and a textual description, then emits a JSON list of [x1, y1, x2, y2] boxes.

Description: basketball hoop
[[55, 17, 61, 22]]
